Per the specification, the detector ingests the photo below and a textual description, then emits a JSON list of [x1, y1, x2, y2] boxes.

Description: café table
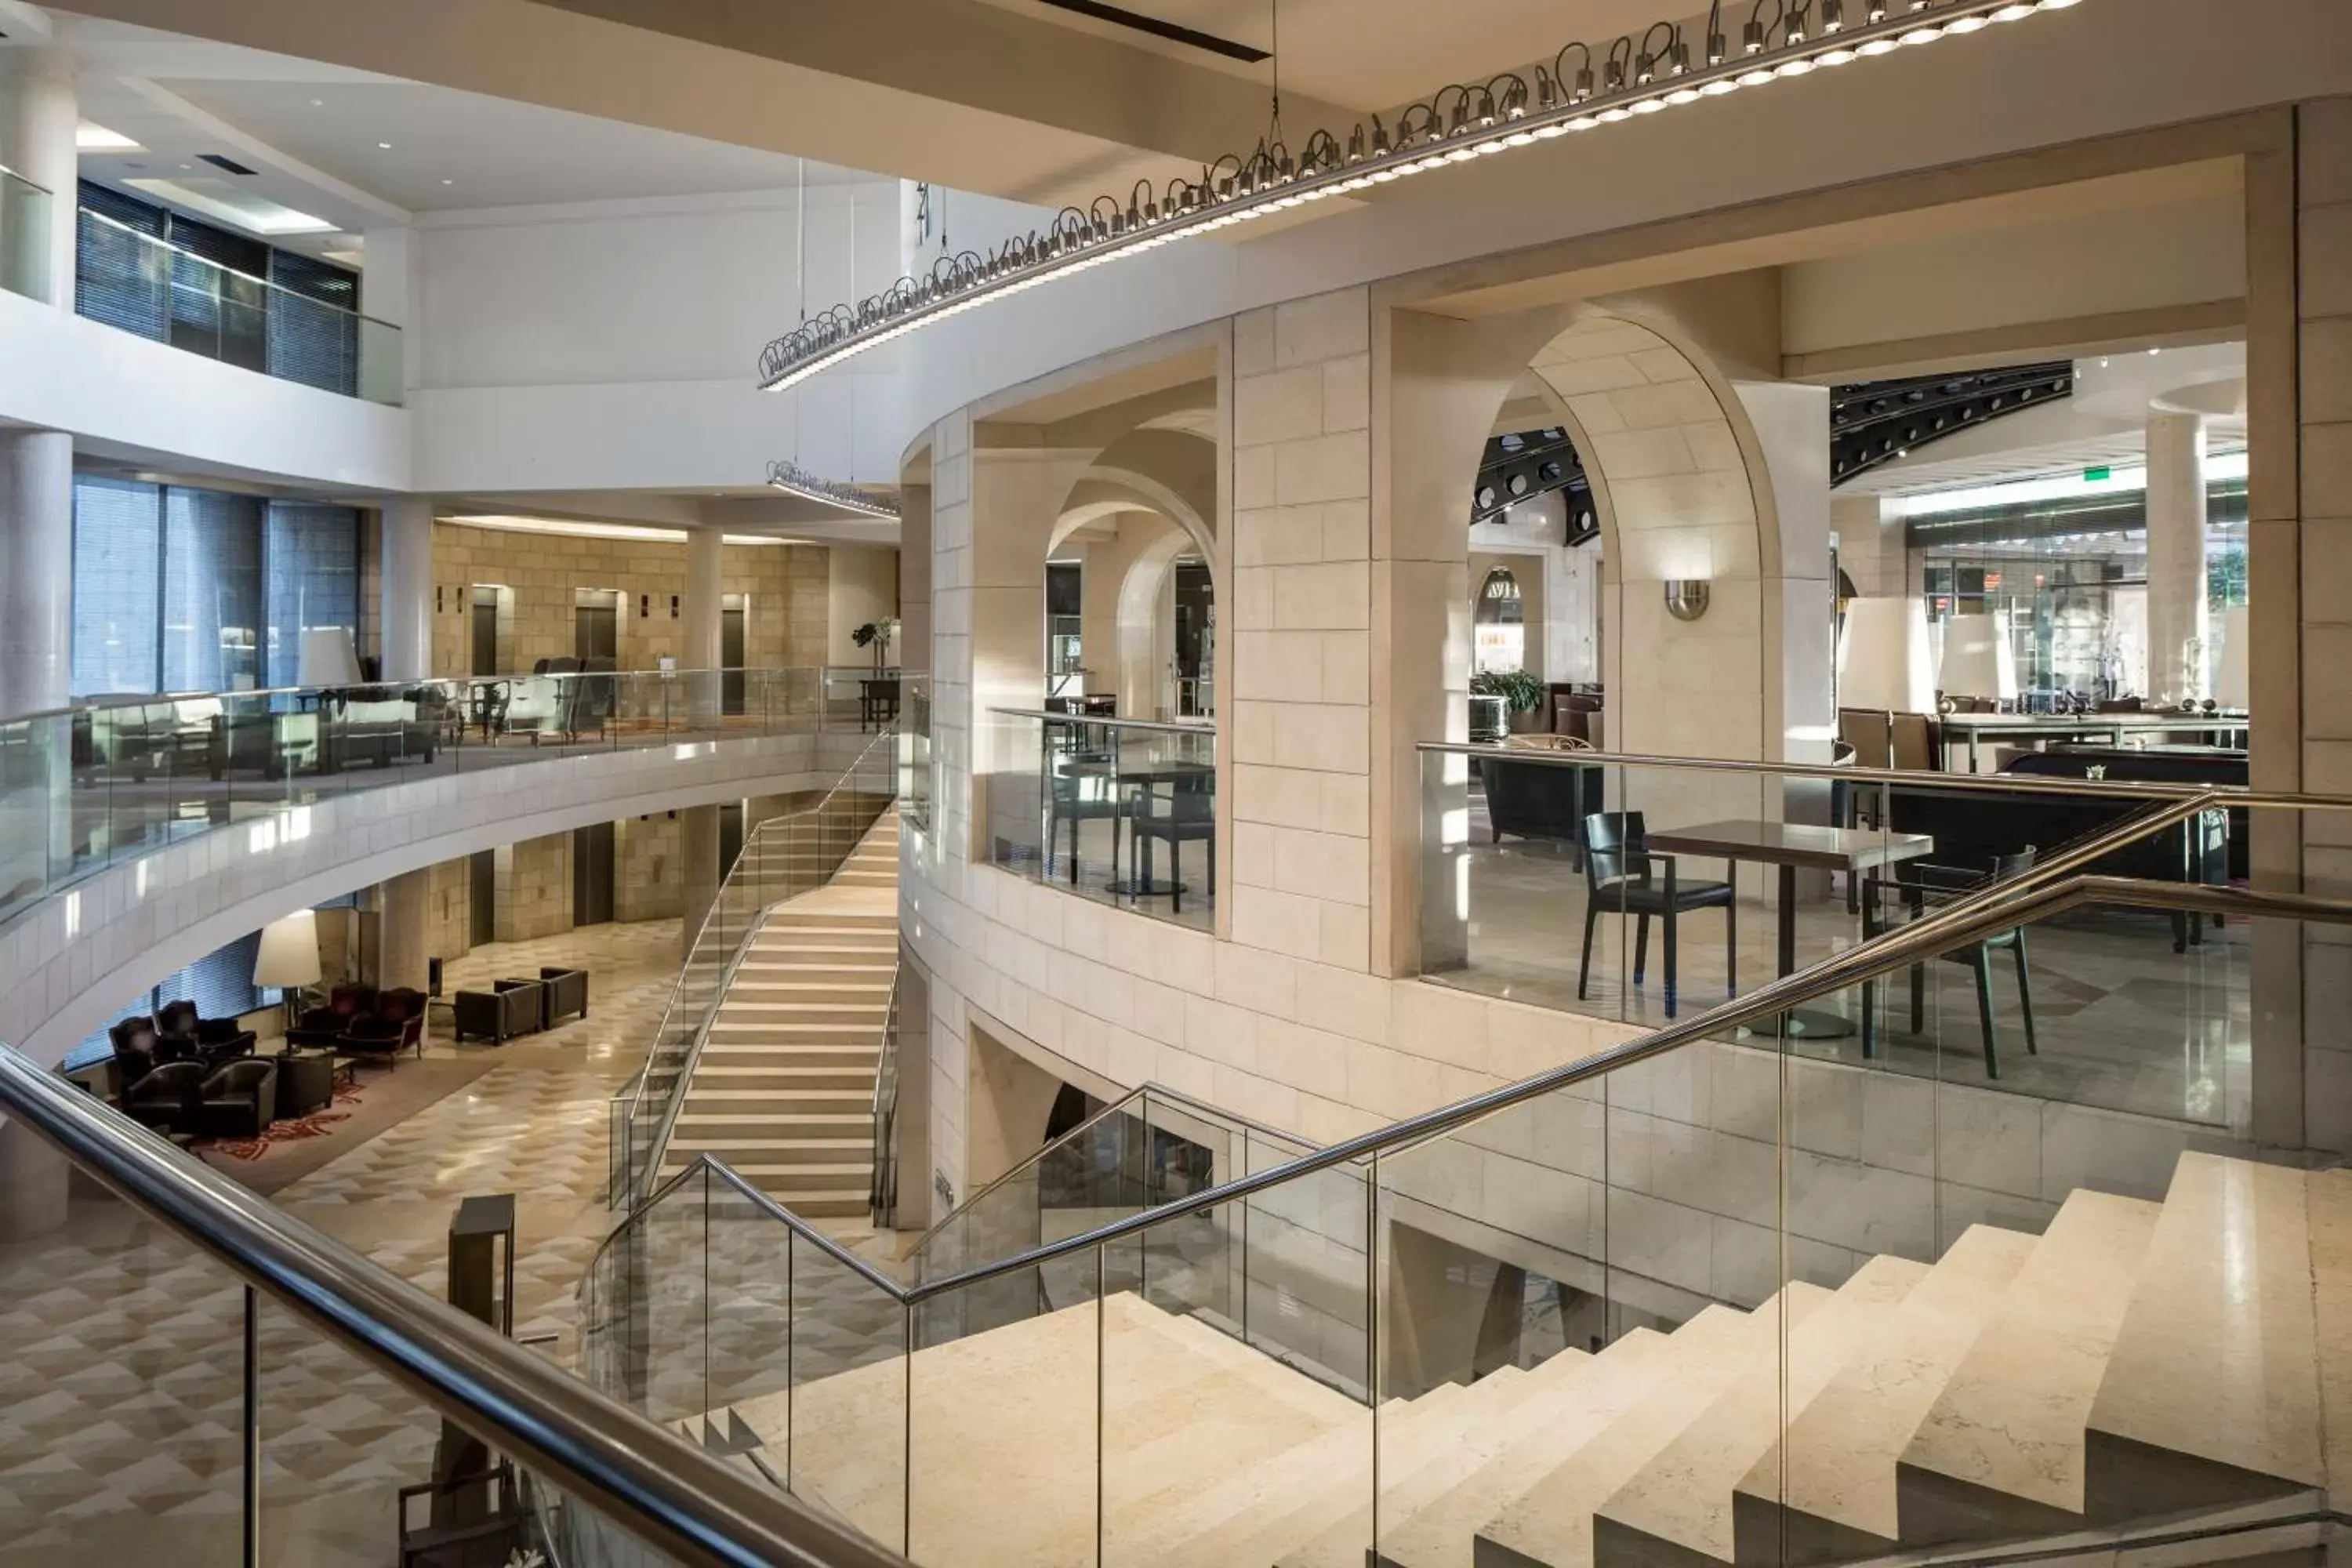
[[1640, 819, 1936, 1039], [1065, 757, 1214, 898]]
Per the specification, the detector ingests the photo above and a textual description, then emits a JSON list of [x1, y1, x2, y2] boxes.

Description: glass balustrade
[[74, 206, 404, 403], [985, 706, 1218, 932], [575, 792, 2352, 1568], [899, 673, 933, 834], [0, 165, 51, 301], [0, 666, 843, 929]]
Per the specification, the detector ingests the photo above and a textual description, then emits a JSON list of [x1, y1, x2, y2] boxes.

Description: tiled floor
[[1425, 792, 2251, 1134], [0, 917, 686, 1568]]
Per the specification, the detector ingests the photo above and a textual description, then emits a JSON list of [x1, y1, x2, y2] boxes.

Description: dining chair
[[1577, 811, 1735, 1018], [1861, 848, 2039, 1078], [1128, 772, 1215, 913], [1047, 757, 1121, 884]]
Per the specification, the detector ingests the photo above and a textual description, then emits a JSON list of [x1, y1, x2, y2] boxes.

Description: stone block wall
[[615, 812, 685, 923], [494, 832, 573, 943], [426, 523, 830, 675]]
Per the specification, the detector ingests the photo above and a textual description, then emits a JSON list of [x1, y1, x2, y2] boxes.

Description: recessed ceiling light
[[441, 178, 454, 186], [77, 121, 143, 152], [310, 98, 324, 107], [377, 141, 393, 150]]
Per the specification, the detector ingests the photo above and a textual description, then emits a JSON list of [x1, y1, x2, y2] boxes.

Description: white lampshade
[[1839, 597, 1937, 713], [2214, 604, 2250, 710], [252, 910, 323, 990], [1939, 612, 2020, 702], [297, 627, 361, 688]]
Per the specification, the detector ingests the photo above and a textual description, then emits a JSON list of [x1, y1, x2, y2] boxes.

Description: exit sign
[[2084, 465, 2113, 481]]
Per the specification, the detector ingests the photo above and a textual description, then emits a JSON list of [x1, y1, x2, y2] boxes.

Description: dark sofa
[[454, 979, 543, 1044], [537, 966, 589, 1028], [1476, 755, 1607, 866]]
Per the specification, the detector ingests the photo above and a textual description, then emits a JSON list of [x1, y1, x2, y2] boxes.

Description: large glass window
[[264, 503, 363, 688], [163, 487, 265, 691], [69, 475, 163, 698]]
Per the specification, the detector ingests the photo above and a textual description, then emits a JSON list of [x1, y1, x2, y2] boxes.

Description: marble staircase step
[[1474, 1288, 1834, 1568], [691, 1065, 879, 1091], [1893, 1188, 2163, 1548], [1730, 1223, 2037, 1567], [1370, 1323, 1697, 1568], [666, 1135, 872, 1161], [682, 1089, 873, 1116], [2084, 1155, 2326, 1520], [1593, 1254, 1931, 1568]]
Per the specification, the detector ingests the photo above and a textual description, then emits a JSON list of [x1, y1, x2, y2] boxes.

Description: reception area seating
[[454, 978, 545, 1044]]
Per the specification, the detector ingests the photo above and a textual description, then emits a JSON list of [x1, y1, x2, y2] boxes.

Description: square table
[[1641, 820, 1937, 1039]]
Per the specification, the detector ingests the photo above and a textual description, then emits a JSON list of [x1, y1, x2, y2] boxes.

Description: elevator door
[[572, 821, 615, 927], [575, 602, 619, 664], [470, 589, 499, 676], [721, 597, 747, 715], [468, 850, 496, 946], [719, 802, 744, 881]]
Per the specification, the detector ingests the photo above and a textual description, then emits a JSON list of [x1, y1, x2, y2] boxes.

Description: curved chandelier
[[759, 0, 2083, 394], [766, 459, 901, 520]]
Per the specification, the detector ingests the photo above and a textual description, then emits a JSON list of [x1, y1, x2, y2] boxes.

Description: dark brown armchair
[[122, 1060, 206, 1134], [537, 967, 589, 1028], [158, 999, 257, 1069], [453, 980, 542, 1044], [197, 1058, 278, 1138]]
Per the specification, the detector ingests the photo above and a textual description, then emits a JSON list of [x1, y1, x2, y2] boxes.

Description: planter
[[1467, 694, 1508, 744], [1507, 703, 1548, 735]]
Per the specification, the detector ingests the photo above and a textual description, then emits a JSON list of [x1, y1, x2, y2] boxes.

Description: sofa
[[537, 966, 589, 1028], [454, 979, 543, 1044], [325, 688, 441, 769], [1476, 753, 1608, 866], [157, 1000, 257, 1069], [2005, 746, 2250, 882], [285, 983, 380, 1050], [338, 986, 427, 1069]]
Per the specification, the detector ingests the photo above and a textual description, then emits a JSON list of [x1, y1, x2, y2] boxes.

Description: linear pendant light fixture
[[758, 0, 2084, 394], [767, 459, 902, 520]]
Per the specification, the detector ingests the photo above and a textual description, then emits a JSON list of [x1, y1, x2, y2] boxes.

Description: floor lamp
[[254, 910, 323, 1041]]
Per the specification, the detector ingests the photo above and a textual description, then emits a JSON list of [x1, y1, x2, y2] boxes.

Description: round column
[[2, 47, 77, 310], [380, 497, 435, 681], [2145, 409, 2210, 702]]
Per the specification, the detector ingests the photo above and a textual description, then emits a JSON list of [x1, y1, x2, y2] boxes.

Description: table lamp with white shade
[[297, 627, 362, 689], [1939, 612, 2020, 709], [253, 909, 323, 1036], [1838, 597, 1938, 714]]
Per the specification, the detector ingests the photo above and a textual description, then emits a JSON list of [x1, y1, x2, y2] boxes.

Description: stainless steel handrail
[[595, 789, 2339, 1312], [1421, 739, 2352, 808], [617, 727, 899, 1208], [0, 1047, 914, 1568], [988, 706, 1218, 737]]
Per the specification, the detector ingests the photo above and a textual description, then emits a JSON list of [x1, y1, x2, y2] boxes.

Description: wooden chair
[[1577, 811, 1735, 1018]]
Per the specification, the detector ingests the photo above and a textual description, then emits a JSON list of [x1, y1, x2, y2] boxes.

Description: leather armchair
[[197, 1058, 278, 1138], [339, 1011, 424, 1069], [109, 1017, 165, 1090], [538, 967, 589, 1028], [112, 1013, 192, 1068], [122, 1060, 205, 1134], [274, 1048, 338, 1116], [453, 981, 541, 1044], [158, 1000, 257, 1069]]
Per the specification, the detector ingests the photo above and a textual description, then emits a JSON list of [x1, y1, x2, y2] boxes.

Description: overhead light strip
[[766, 459, 902, 520], [757, 0, 2083, 394]]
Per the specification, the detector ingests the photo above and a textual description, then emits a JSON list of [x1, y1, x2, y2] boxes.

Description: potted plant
[[1472, 668, 1548, 736], [851, 617, 898, 674]]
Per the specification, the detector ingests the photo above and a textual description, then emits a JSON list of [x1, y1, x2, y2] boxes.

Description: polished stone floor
[[0, 917, 686, 1568], [1425, 797, 2251, 1134]]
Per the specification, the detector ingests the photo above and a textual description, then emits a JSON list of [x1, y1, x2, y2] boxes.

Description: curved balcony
[[0, 666, 891, 1066]]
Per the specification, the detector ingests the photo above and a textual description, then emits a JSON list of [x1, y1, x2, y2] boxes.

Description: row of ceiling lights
[[766, 459, 902, 520], [757, 0, 2085, 397]]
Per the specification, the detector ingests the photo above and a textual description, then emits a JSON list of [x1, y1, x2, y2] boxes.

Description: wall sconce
[[670, 595, 681, 619], [1664, 580, 1711, 622], [434, 585, 445, 615]]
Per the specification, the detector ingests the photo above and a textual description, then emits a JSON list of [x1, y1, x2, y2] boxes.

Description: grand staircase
[[662, 807, 899, 1219], [706, 1152, 2350, 1567]]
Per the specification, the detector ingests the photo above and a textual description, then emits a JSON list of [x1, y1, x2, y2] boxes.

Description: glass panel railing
[[609, 724, 898, 1208], [0, 666, 844, 932], [899, 673, 932, 835], [986, 706, 1217, 933], [74, 206, 403, 404], [0, 164, 52, 301]]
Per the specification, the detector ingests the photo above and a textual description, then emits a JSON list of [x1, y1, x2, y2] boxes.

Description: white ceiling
[[54, 13, 886, 261], [969, 0, 1673, 113]]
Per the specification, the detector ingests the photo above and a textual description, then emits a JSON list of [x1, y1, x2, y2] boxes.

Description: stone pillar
[[0, 1117, 69, 1240], [380, 497, 434, 682], [379, 869, 432, 994], [684, 528, 724, 667], [1, 47, 78, 310], [2145, 409, 2209, 702], [0, 430, 72, 717], [680, 804, 721, 962]]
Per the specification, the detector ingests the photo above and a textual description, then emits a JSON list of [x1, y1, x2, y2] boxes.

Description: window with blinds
[[61, 931, 270, 1072], [74, 180, 167, 341], [268, 251, 362, 396], [163, 488, 265, 691], [69, 475, 163, 698], [265, 503, 362, 688]]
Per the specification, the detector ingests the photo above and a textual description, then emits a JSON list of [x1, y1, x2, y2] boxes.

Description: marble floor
[[0, 917, 686, 1568], [1425, 796, 2251, 1134]]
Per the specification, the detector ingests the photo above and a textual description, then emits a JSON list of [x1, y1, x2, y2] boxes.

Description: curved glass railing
[[0, 164, 51, 301], [610, 725, 898, 1210], [0, 665, 887, 929], [577, 785, 2352, 1566]]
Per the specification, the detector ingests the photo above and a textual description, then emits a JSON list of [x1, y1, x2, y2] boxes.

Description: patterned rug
[[201, 1105, 354, 1161]]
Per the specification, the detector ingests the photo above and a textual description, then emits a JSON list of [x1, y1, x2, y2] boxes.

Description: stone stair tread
[[1595, 1254, 1931, 1568], [1894, 1188, 2164, 1546], [2084, 1155, 2325, 1517], [668, 1137, 873, 1153], [1732, 1223, 2038, 1566], [1475, 1287, 1833, 1568], [1371, 1324, 1693, 1568]]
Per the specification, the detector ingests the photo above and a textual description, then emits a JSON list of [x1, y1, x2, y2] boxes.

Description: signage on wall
[[2084, 465, 2113, 482]]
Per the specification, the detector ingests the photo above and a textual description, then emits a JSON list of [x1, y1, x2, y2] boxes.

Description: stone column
[[379, 869, 433, 995], [380, 497, 434, 681], [680, 804, 722, 962], [681, 529, 725, 959], [2, 47, 78, 311], [2145, 408, 2209, 702], [0, 430, 72, 717]]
